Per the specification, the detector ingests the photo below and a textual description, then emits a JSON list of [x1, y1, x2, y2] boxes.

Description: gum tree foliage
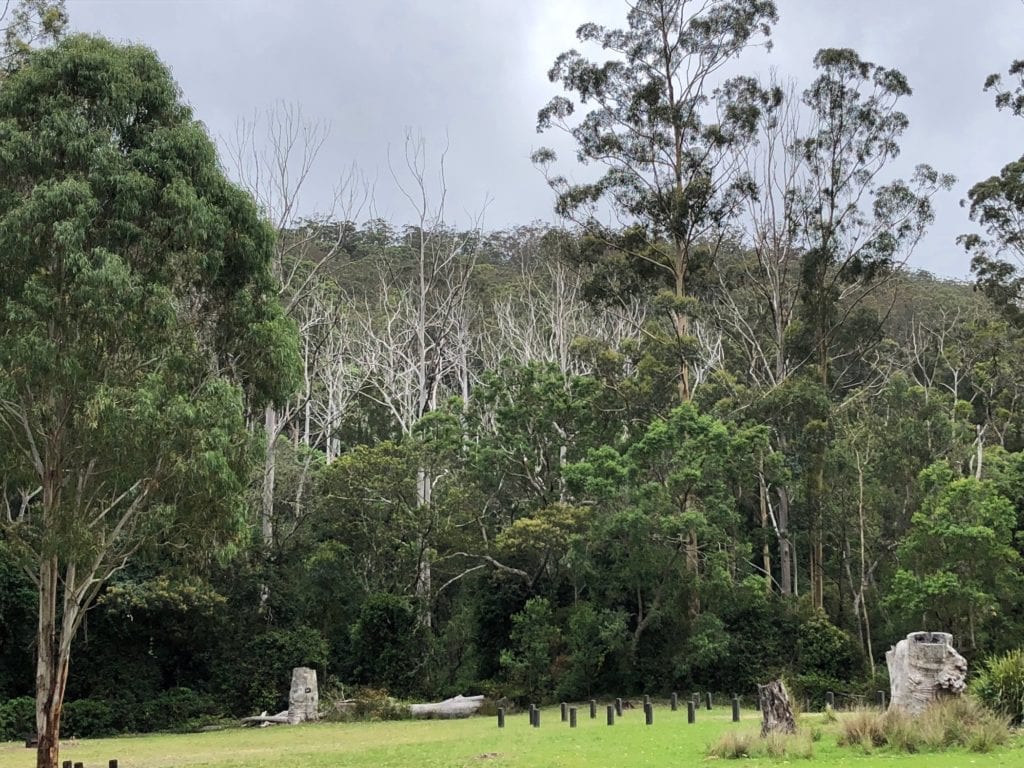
[[794, 47, 954, 391], [534, 0, 779, 401], [0, 36, 298, 768], [963, 53, 1024, 326]]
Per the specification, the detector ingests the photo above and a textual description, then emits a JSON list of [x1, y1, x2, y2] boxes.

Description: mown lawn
[[0, 706, 1021, 768]]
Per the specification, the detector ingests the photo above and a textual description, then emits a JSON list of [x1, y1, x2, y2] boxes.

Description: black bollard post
[[561, 702, 568, 722], [534, 708, 541, 728], [62, 763, 72, 768], [732, 696, 740, 722], [645, 702, 654, 725], [607, 704, 615, 725], [671, 691, 678, 711], [529, 703, 537, 727], [825, 691, 835, 709], [615, 697, 623, 716], [705, 691, 712, 711], [570, 707, 577, 728], [109, 762, 119, 768], [497, 707, 505, 728], [687, 700, 696, 724], [877, 690, 886, 709], [590, 699, 597, 719]]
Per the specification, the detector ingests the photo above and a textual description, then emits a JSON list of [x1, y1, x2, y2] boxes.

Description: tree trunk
[[759, 476, 772, 592], [36, 557, 72, 768], [777, 487, 792, 596], [415, 466, 433, 628], [757, 680, 796, 737], [261, 404, 277, 548]]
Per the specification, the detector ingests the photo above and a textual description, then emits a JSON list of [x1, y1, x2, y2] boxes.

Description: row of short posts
[[60, 762, 118, 768], [498, 693, 743, 728], [821, 690, 887, 711]]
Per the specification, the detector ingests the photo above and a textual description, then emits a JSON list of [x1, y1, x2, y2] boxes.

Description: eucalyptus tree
[[534, 0, 779, 402], [0, 0, 66, 69], [962, 55, 1024, 328], [791, 48, 952, 608], [0, 36, 298, 768], [794, 48, 953, 392]]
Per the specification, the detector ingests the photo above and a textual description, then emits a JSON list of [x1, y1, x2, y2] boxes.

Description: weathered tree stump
[[757, 680, 796, 737], [242, 666, 320, 726], [886, 631, 967, 716]]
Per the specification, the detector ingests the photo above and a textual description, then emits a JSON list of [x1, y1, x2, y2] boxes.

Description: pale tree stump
[[886, 632, 967, 716], [757, 680, 796, 737], [242, 667, 319, 726], [287, 666, 319, 723]]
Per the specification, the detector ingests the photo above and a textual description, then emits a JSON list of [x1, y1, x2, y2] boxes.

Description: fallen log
[[241, 710, 291, 727], [409, 694, 485, 718]]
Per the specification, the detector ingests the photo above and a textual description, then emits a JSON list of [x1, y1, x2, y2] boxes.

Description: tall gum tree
[[963, 56, 1024, 327], [0, 36, 299, 768], [791, 48, 953, 609], [534, 0, 779, 403], [534, 0, 777, 609]]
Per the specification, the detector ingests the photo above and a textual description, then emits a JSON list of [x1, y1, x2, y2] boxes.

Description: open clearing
[[1, 707, 1021, 768]]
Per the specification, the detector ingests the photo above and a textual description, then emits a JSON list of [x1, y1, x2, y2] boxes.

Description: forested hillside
[[2, 0, 1024, 746]]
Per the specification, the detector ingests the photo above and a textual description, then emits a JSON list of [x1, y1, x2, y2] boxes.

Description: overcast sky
[[68, 0, 1022, 278]]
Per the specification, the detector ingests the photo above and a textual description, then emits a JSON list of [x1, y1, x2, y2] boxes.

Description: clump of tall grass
[[707, 729, 814, 760], [836, 708, 886, 751], [835, 696, 1009, 754], [707, 730, 756, 759]]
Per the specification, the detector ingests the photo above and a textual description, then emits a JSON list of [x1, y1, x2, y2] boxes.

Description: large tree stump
[[886, 631, 967, 716], [287, 666, 319, 723], [757, 680, 796, 737], [241, 667, 319, 726]]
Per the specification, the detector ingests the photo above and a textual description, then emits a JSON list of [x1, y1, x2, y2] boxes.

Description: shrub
[[349, 594, 428, 698], [971, 648, 1024, 725], [139, 687, 221, 732], [0, 696, 35, 741], [63, 698, 117, 738], [499, 597, 559, 703], [352, 688, 411, 721], [233, 625, 329, 713]]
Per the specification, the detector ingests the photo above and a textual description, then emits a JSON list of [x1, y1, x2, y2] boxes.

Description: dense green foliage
[[2, 0, 1024, 745]]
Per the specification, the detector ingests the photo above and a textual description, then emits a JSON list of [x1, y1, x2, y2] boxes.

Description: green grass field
[[1, 706, 1021, 768]]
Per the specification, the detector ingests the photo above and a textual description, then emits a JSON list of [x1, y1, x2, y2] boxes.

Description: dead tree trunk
[[758, 680, 796, 737]]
